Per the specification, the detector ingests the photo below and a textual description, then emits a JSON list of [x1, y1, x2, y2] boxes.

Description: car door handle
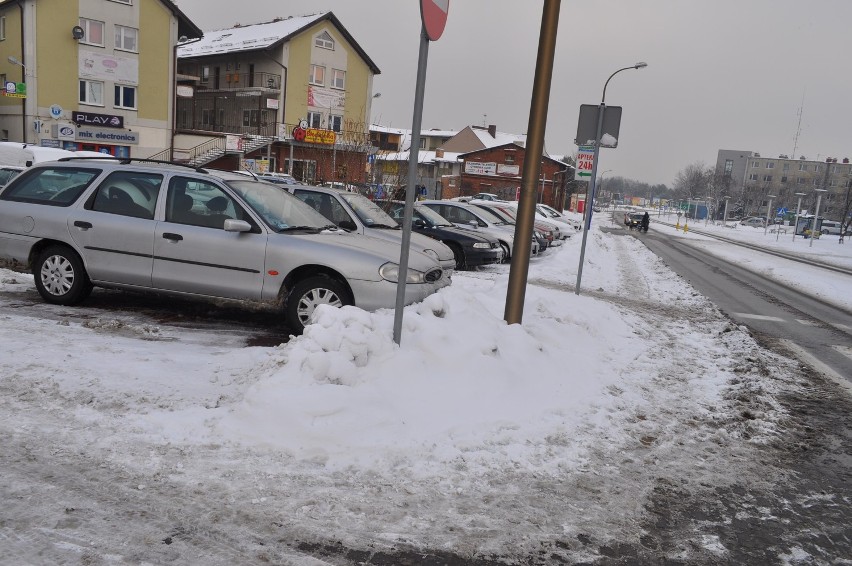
[[73, 220, 92, 230], [162, 232, 183, 241]]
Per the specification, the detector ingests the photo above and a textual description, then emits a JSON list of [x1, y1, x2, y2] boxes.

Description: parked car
[[479, 201, 569, 243], [536, 203, 583, 231], [819, 220, 851, 236], [740, 216, 767, 228], [375, 200, 504, 269], [281, 184, 456, 273], [0, 159, 450, 333], [469, 201, 564, 247], [469, 193, 505, 202], [419, 199, 539, 261]]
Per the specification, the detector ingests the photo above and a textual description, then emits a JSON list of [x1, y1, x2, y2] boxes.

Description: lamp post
[[576, 61, 647, 295], [810, 189, 827, 248], [792, 191, 806, 241], [704, 195, 712, 227], [722, 195, 731, 225], [763, 194, 776, 235]]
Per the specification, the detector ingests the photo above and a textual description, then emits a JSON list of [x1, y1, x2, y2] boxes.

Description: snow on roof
[[375, 149, 461, 164], [471, 126, 527, 149], [178, 13, 327, 57], [370, 124, 408, 136]]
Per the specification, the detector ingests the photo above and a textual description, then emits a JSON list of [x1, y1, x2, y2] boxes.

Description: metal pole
[[504, 0, 560, 324], [792, 193, 805, 241], [809, 190, 826, 248], [723, 197, 730, 225], [392, 30, 430, 344], [763, 196, 774, 235], [575, 103, 604, 295]]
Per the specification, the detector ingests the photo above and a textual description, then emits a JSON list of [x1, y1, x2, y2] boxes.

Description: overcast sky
[[174, 0, 852, 186]]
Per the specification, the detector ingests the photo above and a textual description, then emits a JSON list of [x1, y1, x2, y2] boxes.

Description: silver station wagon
[[0, 159, 450, 333]]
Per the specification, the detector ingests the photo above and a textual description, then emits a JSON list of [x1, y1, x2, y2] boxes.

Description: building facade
[[175, 13, 380, 186], [0, 0, 200, 157], [716, 149, 852, 220]]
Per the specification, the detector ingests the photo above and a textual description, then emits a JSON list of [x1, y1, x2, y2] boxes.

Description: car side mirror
[[338, 219, 357, 231], [468, 220, 478, 228], [223, 219, 252, 232], [413, 218, 426, 228]]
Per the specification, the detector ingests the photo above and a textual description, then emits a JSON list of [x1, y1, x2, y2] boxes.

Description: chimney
[[488, 124, 496, 138]]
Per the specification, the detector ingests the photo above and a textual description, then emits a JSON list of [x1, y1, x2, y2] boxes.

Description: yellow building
[[0, 0, 200, 157], [175, 13, 380, 184]]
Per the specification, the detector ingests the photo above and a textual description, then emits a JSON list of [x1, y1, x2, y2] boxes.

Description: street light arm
[[601, 62, 647, 104]]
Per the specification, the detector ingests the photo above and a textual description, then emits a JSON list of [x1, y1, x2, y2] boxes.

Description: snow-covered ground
[[1, 209, 850, 564]]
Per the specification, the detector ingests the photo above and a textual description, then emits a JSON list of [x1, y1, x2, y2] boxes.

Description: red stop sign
[[420, 0, 449, 41]]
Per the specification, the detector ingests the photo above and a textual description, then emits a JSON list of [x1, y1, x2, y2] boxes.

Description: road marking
[[781, 339, 852, 396], [732, 313, 787, 322], [833, 345, 852, 362], [796, 319, 820, 327]]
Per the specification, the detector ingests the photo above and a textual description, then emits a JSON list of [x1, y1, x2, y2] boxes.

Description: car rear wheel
[[33, 245, 92, 305], [285, 276, 352, 334]]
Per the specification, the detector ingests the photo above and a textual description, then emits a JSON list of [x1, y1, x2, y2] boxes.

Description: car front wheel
[[33, 245, 93, 305], [285, 276, 352, 334]]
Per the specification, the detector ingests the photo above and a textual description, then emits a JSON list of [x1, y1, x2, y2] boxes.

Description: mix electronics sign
[[72, 111, 124, 129]]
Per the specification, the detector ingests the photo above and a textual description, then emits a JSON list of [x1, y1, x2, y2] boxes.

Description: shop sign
[[51, 123, 77, 141], [72, 111, 124, 129], [304, 128, 336, 145], [497, 164, 519, 176], [464, 161, 497, 175], [225, 134, 243, 151], [3, 81, 26, 98], [40, 139, 61, 148], [76, 126, 138, 145]]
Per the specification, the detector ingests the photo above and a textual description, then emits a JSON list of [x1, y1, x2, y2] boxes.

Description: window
[[783, 163, 789, 171], [763, 175, 772, 182], [90, 172, 161, 219], [331, 69, 345, 90], [310, 64, 325, 86], [798, 163, 806, 171], [766, 162, 774, 169], [724, 159, 733, 175], [307, 111, 322, 128], [114, 85, 136, 109], [315, 31, 334, 50], [243, 109, 259, 127], [0, 167, 101, 206], [80, 79, 104, 105], [781, 176, 788, 183], [505, 153, 515, 164], [201, 66, 210, 83], [797, 177, 806, 185], [0, 16, 6, 41], [79, 18, 105, 46], [166, 177, 248, 229], [749, 173, 758, 181], [329, 115, 342, 132], [814, 165, 822, 172], [115, 25, 138, 52], [201, 108, 212, 126], [751, 161, 759, 168]]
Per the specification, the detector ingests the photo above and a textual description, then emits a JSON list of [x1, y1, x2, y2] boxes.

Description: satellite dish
[[72, 26, 84, 40]]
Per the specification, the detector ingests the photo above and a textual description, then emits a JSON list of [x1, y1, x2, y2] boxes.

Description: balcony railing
[[195, 72, 281, 91]]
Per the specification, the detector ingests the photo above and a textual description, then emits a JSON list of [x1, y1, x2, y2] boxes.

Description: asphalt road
[[617, 219, 852, 391]]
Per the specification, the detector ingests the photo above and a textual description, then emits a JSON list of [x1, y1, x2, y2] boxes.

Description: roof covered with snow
[[178, 12, 380, 73], [471, 126, 527, 149]]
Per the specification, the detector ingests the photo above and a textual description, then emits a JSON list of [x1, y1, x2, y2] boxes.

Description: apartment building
[[716, 149, 852, 220], [175, 12, 380, 185], [0, 0, 201, 157]]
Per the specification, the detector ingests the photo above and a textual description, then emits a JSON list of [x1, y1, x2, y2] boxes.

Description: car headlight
[[379, 262, 428, 284], [472, 242, 491, 249]]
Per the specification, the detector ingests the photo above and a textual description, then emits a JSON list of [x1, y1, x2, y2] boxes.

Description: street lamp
[[792, 191, 806, 241], [576, 61, 647, 295], [763, 194, 776, 235], [722, 195, 731, 225], [810, 189, 827, 248]]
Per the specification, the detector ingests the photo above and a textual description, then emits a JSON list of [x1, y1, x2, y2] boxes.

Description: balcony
[[193, 72, 281, 92]]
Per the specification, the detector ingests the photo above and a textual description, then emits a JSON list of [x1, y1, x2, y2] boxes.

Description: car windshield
[[226, 180, 336, 232], [486, 206, 517, 222], [413, 204, 454, 227], [471, 205, 509, 225], [538, 204, 559, 217], [341, 193, 400, 229]]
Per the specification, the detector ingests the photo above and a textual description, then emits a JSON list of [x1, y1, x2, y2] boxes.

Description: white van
[[820, 221, 850, 236], [0, 142, 116, 168]]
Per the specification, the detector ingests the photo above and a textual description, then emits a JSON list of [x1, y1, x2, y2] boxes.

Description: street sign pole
[[393, 0, 449, 345], [575, 102, 605, 295]]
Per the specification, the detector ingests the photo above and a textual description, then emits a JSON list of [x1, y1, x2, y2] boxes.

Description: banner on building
[[308, 86, 345, 109], [79, 51, 139, 85], [464, 161, 497, 175]]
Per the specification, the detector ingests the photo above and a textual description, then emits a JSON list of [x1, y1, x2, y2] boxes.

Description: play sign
[[420, 0, 449, 41]]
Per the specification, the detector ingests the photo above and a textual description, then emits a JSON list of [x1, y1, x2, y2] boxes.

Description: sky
[[173, 0, 852, 187], [2, 209, 851, 563]]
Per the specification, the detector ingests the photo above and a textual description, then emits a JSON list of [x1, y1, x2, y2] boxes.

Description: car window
[[341, 193, 398, 227], [293, 189, 354, 227], [0, 168, 22, 186], [228, 180, 333, 231], [88, 171, 161, 220], [166, 176, 250, 229], [0, 166, 101, 206], [413, 204, 452, 227]]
